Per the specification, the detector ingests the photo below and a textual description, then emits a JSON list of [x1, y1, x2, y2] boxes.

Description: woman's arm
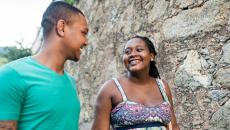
[[91, 80, 114, 130], [162, 80, 180, 130]]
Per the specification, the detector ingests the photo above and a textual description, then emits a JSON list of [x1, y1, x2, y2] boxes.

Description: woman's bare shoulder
[[97, 78, 119, 97]]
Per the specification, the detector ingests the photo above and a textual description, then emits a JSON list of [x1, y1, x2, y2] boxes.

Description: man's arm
[[0, 67, 21, 130], [0, 121, 17, 130]]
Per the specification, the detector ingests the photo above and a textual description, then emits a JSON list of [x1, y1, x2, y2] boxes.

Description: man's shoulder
[[2, 57, 30, 66], [0, 57, 31, 76]]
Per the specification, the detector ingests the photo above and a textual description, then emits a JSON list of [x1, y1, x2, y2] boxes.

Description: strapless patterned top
[[110, 78, 172, 130]]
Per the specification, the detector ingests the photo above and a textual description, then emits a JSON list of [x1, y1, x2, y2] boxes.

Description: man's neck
[[33, 46, 67, 74]]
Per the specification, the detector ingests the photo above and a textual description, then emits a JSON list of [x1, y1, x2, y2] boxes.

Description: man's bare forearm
[[0, 121, 17, 130]]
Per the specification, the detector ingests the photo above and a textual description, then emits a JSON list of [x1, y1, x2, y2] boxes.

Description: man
[[0, 1, 88, 130]]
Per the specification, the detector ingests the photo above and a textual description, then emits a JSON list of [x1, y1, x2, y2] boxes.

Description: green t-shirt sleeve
[[0, 66, 25, 120]]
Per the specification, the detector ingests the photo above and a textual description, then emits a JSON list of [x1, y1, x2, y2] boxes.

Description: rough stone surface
[[210, 100, 230, 130], [162, 0, 230, 40], [64, 0, 230, 129]]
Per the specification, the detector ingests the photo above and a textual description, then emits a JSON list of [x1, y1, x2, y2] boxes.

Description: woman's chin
[[128, 67, 142, 73]]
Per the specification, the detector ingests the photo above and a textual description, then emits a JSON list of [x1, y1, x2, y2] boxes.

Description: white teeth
[[130, 60, 140, 64]]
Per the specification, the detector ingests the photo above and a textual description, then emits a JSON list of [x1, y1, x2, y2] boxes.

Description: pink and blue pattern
[[110, 78, 172, 130]]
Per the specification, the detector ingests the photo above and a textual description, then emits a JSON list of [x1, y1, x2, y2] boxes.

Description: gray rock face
[[210, 100, 230, 130], [163, 0, 230, 40], [65, 0, 230, 129]]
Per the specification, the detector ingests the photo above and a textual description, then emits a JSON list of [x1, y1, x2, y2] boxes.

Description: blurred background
[[0, 0, 51, 65], [0, 0, 230, 130]]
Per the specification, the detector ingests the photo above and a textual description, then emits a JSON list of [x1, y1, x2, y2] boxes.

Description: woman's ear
[[151, 54, 155, 61], [56, 19, 65, 37]]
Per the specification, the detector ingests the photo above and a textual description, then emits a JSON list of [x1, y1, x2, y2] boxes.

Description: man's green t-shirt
[[0, 57, 81, 130]]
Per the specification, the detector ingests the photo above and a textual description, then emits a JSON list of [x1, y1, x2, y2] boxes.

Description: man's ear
[[56, 19, 65, 37]]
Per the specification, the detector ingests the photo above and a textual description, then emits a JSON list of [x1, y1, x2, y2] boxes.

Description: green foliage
[[3, 47, 31, 62], [65, 0, 75, 5], [2, 42, 32, 62]]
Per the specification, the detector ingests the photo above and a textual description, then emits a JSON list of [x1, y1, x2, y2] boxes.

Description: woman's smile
[[129, 58, 142, 66]]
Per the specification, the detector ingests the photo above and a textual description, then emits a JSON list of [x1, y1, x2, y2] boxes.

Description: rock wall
[[67, 0, 230, 129]]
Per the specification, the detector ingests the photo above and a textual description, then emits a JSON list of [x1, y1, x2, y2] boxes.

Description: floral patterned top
[[110, 78, 172, 130]]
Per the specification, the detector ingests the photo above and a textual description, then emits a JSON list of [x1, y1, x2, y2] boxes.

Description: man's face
[[64, 14, 89, 61]]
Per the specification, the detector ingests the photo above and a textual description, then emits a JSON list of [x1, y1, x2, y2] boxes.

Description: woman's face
[[123, 38, 153, 73]]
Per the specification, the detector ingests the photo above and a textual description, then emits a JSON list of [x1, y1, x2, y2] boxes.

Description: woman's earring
[[151, 58, 154, 61]]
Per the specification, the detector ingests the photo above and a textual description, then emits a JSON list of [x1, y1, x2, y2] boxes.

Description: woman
[[92, 36, 180, 130]]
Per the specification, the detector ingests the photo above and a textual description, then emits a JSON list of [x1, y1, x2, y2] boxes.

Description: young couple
[[0, 1, 179, 130]]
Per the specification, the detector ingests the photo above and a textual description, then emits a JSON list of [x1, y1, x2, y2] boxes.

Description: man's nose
[[83, 39, 88, 46]]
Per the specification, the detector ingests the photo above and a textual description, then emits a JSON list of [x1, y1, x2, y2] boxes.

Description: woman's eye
[[124, 49, 131, 55], [137, 48, 144, 52]]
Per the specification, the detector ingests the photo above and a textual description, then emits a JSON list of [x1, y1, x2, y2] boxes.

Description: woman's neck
[[127, 71, 152, 84]]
